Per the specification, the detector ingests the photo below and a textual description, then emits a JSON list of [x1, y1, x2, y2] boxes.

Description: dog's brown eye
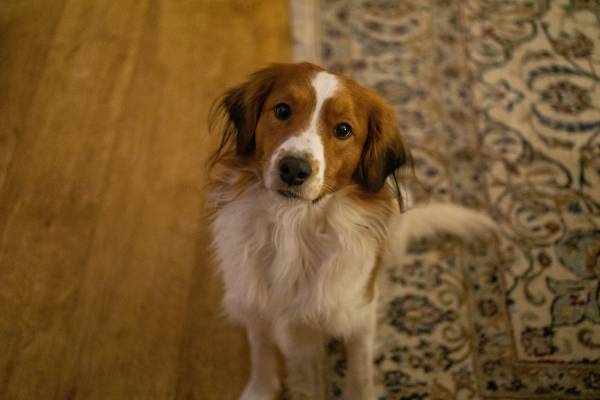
[[274, 103, 291, 120], [334, 123, 353, 139]]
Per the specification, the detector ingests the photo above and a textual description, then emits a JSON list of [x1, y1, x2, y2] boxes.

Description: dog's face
[[215, 63, 410, 201]]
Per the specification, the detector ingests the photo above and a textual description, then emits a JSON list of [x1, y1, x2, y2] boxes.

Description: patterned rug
[[290, 1, 600, 399]]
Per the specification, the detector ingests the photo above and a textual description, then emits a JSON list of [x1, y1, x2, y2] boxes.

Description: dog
[[207, 62, 494, 400]]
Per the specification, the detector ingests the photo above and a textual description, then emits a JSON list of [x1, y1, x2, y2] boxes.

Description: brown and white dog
[[207, 63, 493, 400]]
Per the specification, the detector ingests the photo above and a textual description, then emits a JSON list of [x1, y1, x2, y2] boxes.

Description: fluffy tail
[[385, 203, 497, 264]]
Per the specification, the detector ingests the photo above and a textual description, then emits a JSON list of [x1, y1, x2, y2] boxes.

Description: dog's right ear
[[353, 91, 412, 193], [214, 66, 279, 157]]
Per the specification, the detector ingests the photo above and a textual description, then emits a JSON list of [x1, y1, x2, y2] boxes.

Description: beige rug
[[290, 0, 600, 398]]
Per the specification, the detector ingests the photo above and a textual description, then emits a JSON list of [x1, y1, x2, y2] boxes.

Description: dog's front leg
[[275, 323, 326, 400], [241, 320, 281, 400], [345, 302, 376, 400]]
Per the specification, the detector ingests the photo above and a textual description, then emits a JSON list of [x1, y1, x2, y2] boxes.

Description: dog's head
[[210, 63, 411, 202]]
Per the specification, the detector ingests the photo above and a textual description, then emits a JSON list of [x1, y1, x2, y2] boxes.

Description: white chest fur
[[211, 185, 385, 337]]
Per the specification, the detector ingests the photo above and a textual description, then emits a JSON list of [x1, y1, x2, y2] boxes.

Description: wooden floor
[[0, 1, 290, 399]]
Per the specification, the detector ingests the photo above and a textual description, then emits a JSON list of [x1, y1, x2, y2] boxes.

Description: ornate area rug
[[290, 0, 600, 399]]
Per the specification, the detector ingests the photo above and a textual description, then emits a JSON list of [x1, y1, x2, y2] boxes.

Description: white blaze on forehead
[[269, 71, 339, 195], [310, 71, 339, 135]]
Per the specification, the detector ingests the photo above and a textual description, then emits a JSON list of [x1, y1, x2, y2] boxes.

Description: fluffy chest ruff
[[211, 183, 393, 337]]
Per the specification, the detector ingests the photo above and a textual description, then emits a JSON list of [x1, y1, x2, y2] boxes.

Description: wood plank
[[0, 1, 150, 398], [0, 0, 290, 399], [0, 0, 67, 197]]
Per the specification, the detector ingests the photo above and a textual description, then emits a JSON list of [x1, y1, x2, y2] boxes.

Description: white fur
[[213, 187, 380, 336], [212, 178, 496, 399], [265, 72, 338, 200], [385, 203, 497, 267], [212, 186, 383, 399]]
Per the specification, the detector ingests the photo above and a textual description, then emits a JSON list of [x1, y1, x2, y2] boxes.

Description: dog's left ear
[[353, 94, 412, 192], [212, 66, 279, 158]]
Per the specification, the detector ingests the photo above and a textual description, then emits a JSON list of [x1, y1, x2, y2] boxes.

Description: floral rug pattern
[[290, 0, 600, 398]]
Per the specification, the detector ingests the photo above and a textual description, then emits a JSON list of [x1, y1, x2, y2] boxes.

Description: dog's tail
[[385, 203, 497, 264]]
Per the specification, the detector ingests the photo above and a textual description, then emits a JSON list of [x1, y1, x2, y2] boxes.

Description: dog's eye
[[334, 123, 353, 139], [274, 103, 291, 121]]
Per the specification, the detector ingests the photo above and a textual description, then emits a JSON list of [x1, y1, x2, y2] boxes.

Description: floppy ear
[[353, 94, 412, 192], [213, 66, 278, 157]]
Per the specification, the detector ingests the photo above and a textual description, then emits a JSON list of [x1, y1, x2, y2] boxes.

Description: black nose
[[278, 156, 312, 186]]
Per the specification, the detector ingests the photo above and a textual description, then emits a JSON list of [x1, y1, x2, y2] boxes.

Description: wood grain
[[0, 1, 290, 399]]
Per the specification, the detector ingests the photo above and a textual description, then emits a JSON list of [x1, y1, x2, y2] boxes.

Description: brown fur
[[367, 248, 385, 302], [208, 63, 321, 170], [352, 86, 412, 192]]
